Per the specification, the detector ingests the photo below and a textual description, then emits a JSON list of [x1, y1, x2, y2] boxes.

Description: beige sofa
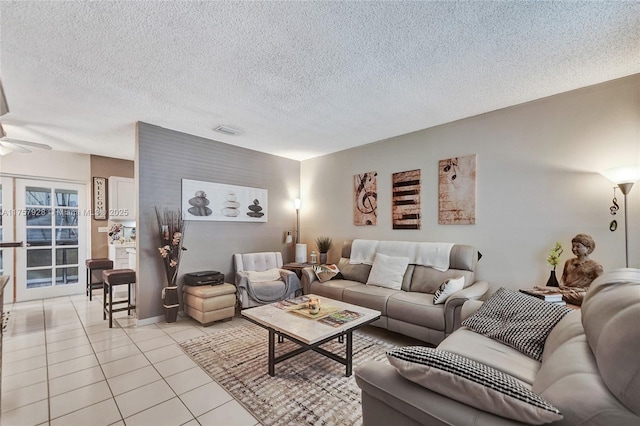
[[355, 268, 640, 425], [301, 239, 488, 345]]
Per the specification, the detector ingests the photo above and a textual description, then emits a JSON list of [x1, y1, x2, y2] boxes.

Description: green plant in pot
[[316, 236, 333, 264]]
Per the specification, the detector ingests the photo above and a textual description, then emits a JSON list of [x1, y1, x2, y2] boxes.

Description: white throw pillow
[[366, 253, 410, 289], [246, 268, 281, 283], [433, 276, 465, 304], [386, 347, 563, 425]]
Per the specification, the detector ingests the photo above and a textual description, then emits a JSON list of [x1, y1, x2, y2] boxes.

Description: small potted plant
[[315, 236, 333, 264], [546, 242, 563, 287]]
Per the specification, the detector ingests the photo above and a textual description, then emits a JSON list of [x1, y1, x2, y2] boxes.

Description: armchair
[[234, 251, 301, 309]]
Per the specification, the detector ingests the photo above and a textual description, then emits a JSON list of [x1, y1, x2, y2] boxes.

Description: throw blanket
[[350, 239, 454, 272]]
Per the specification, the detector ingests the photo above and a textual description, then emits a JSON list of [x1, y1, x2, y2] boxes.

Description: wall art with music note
[[392, 169, 421, 230], [354, 171, 378, 226], [438, 154, 476, 225]]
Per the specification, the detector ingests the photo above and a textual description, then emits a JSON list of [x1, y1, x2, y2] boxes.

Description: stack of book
[[519, 287, 566, 306]]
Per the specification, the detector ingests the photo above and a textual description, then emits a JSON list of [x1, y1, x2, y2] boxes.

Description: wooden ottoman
[[183, 283, 236, 326]]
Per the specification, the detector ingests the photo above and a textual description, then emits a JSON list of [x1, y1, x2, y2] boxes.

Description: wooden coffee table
[[241, 294, 381, 377]]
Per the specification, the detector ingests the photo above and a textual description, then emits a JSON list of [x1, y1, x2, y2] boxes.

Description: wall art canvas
[[392, 169, 421, 230], [182, 179, 267, 222], [438, 154, 476, 224], [354, 171, 377, 226]]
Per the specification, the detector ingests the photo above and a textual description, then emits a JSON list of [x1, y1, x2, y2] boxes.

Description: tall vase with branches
[[155, 207, 187, 322]]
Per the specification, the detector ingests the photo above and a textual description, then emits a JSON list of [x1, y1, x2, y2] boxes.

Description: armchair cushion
[[386, 346, 563, 425], [246, 268, 281, 283]]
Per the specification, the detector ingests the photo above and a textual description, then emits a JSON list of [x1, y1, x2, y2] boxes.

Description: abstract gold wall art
[[354, 171, 377, 226], [438, 154, 476, 225], [392, 169, 421, 230]]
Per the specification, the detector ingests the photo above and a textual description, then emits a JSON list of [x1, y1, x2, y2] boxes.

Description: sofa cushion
[[337, 257, 371, 283], [462, 287, 572, 361], [409, 265, 474, 294], [438, 328, 540, 385], [366, 253, 410, 289], [580, 269, 640, 416], [386, 292, 445, 331], [387, 346, 563, 425], [343, 284, 399, 316], [533, 334, 640, 424], [433, 276, 465, 304], [308, 279, 361, 301]]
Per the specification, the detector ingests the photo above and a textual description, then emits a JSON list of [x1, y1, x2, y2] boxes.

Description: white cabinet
[[109, 244, 131, 269], [108, 176, 135, 221]]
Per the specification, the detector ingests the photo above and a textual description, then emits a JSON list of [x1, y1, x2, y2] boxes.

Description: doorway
[[1, 178, 87, 302]]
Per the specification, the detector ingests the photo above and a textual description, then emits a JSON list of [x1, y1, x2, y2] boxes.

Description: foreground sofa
[[355, 268, 640, 425], [301, 239, 488, 345]]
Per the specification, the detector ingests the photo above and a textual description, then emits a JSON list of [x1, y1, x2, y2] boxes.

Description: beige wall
[[300, 74, 640, 294], [89, 155, 134, 258]]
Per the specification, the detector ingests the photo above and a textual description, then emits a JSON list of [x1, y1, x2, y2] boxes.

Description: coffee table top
[[241, 294, 381, 345]]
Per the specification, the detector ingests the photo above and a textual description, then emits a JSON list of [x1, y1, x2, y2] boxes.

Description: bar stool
[[102, 269, 136, 328], [85, 258, 113, 301]]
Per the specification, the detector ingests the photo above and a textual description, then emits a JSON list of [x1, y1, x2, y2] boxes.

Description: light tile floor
[[2, 292, 421, 426], [1, 293, 259, 426]]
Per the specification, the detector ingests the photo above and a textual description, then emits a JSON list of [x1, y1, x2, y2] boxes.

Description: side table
[[283, 262, 314, 279]]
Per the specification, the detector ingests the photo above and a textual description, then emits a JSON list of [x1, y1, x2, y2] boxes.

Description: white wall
[[0, 150, 91, 302], [0, 149, 91, 182], [300, 75, 640, 293]]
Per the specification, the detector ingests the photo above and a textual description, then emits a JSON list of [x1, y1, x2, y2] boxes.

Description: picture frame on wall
[[354, 171, 377, 226], [392, 169, 421, 230], [182, 179, 268, 222], [438, 154, 476, 225], [92, 176, 107, 220]]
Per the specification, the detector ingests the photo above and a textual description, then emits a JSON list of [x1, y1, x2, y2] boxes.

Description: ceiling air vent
[[214, 125, 241, 136]]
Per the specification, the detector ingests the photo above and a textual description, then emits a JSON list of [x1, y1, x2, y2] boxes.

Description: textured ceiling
[[0, 1, 639, 161]]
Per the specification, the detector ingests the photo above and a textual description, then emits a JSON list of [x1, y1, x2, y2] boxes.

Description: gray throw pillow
[[461, 287, 572, 361]]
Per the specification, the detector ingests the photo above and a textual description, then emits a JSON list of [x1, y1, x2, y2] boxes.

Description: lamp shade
[[601, 166, 640, 184], [293, 198, 301, 210]]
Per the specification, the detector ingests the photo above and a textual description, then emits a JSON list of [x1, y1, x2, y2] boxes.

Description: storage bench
[[183, 283, 236, 326]]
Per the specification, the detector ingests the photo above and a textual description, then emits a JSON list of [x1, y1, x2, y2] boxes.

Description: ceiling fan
[[0, 123, 52, 156], [0, 79, 52, 156]]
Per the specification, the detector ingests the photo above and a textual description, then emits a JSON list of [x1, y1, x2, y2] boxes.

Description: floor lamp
[[602, 166, 640, 267], [293, 198, 306, 263]]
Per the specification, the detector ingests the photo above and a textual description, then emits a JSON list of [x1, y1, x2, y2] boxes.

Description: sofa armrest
[[355, 361, 522, 426], [301, 267, 317, 294], [443, 280, 489, 334], [461, 299, 484, 322]]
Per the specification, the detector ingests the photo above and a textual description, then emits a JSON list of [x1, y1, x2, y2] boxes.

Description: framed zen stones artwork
[[354, 171, 377, 226], [182, 179, 267, 222], [438, 154, 476, 224], [392, 169, 421, 230]]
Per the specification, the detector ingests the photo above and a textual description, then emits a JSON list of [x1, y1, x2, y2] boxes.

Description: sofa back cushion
[[340, 240, 478, 294], [336, 257, 371, 283], [581, 269, 640, 416]]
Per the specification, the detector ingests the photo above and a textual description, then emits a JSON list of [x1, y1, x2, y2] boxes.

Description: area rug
[[179, 322, 398, 426]]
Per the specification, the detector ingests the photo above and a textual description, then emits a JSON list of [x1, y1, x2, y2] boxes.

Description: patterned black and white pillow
[[433, 276, 465, 304], [461, 287, 572, 361], [387, 346, 563, 425]]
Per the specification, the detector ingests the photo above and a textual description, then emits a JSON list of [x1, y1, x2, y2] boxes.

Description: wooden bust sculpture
[[559, 234, 603, 305]]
